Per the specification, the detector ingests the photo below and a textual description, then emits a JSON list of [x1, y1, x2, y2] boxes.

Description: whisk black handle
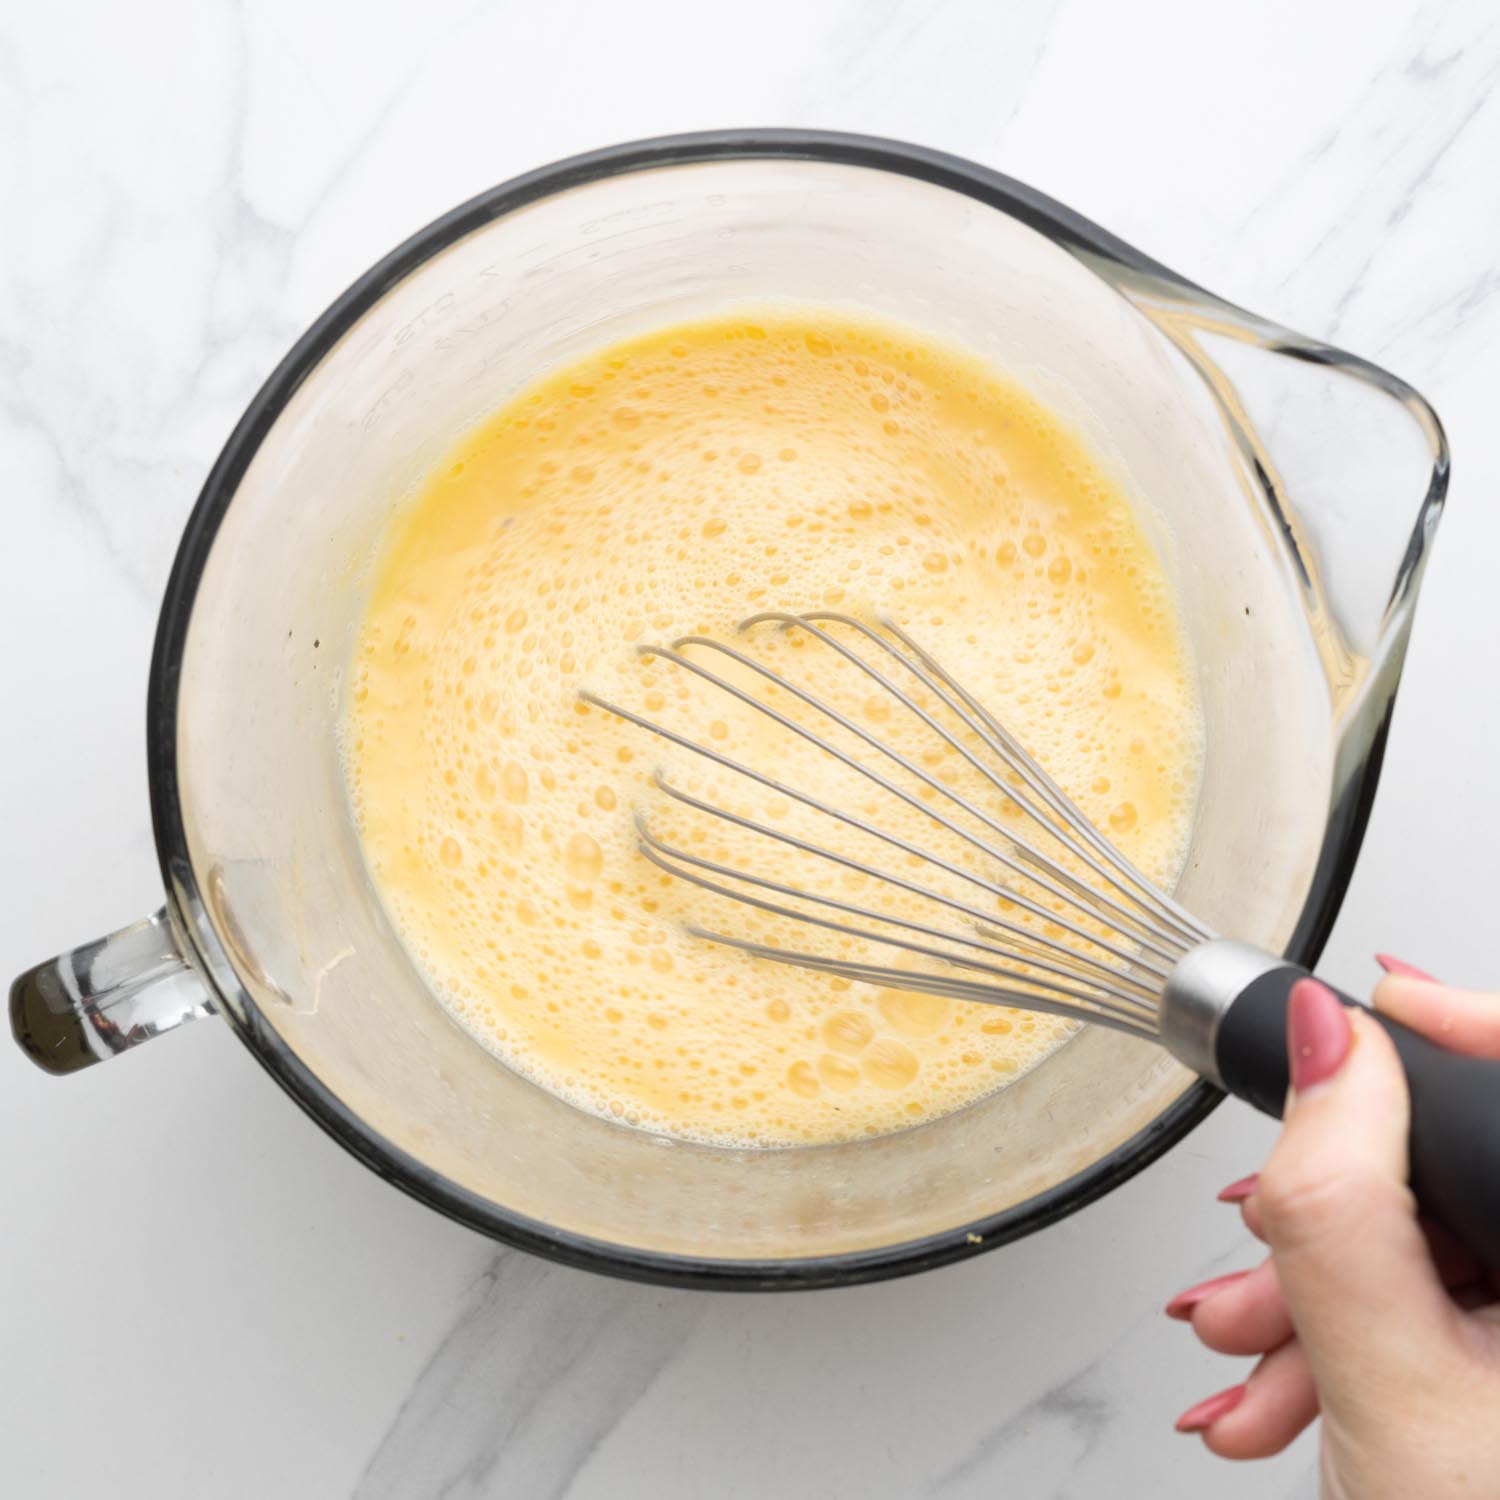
[[1163, 940, 1500, 1270]]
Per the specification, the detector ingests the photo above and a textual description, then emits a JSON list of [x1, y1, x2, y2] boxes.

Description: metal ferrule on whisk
[[1158, 939, 1287, 1088]]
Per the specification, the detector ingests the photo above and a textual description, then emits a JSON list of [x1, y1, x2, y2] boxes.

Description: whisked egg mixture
[[344, 310, 1203, 1146]]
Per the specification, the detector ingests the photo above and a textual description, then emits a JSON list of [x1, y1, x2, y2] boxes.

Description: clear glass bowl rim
[[145, 128, 1448, 1289]]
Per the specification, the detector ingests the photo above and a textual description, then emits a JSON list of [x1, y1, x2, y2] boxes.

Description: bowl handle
[[10, 909, 213, 1074]]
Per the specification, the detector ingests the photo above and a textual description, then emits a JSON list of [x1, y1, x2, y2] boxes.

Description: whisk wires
[[579, 613, 1211, 1040]]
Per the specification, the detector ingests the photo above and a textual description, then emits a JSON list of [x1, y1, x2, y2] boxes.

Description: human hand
[[1166, 958, 1500, 1496]]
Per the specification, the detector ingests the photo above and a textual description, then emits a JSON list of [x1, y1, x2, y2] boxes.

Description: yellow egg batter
[[345, 310, 1203, 1146]]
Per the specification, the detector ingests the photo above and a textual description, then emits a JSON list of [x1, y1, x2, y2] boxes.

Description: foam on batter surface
[[345, 310, 1203, 1146]]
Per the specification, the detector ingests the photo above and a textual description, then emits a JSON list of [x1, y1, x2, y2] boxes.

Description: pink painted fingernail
[[1175, 1383, 1246, 1433], [1376, 953, 1437, 982], [1164, 1269, 1249, 1321], [1288, 978, 1352, 1094], [1216, 1173, 1258, 1204]]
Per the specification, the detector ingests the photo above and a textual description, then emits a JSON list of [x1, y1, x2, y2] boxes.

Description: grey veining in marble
[[5, 1, 1498, 1495], [353, 1254, 704, 1500]]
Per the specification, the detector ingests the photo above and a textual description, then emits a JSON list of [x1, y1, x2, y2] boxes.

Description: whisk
[[582, 611, 1500, 1266]]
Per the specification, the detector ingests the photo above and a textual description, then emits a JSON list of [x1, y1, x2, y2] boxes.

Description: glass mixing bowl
[[11, 131, 1447, 1288]]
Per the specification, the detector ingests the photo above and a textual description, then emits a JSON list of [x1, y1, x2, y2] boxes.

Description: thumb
[[1256, 979, 1460, 1398]]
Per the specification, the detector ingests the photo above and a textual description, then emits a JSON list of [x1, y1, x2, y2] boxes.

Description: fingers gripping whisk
[[579, 613, 1213, 1041]]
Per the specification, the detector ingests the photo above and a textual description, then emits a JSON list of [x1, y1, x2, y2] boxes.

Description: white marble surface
[[3, 2, 1498, 1495]]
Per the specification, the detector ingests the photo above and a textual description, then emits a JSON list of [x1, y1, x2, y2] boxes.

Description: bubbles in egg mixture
[[345, 311, 1204, 1147]]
